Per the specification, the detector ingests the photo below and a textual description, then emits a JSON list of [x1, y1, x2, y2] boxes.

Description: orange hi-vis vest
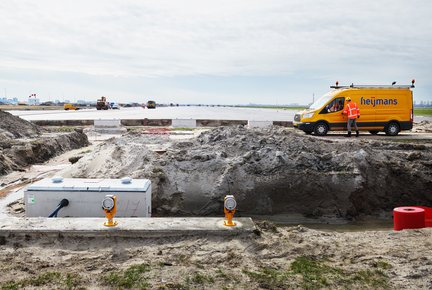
[[343, 102, 360, 119]]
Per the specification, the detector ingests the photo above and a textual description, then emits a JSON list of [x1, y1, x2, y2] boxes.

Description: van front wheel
[[314, 122, 328, 136], [385, 122, 400, 136]]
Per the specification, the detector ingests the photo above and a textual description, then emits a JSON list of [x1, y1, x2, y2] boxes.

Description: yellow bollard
[[224, 195, 237, 226], [102, 195, 118, 227]]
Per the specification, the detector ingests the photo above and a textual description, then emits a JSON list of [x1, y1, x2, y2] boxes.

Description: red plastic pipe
[[393, 207, 425, 231], [414, 206, 432, 227]]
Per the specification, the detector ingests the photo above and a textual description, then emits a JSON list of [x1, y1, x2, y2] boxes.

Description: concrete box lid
[[26, 178, 151, 192]]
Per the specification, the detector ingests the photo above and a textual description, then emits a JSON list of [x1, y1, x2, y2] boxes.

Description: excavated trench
[[62, 126, 432, 219], [0, 111, 90, 178]]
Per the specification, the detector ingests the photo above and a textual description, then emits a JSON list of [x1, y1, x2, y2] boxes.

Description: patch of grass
[[414, 108, 432, 116], [103, 263, 151, 289], [64, 273, 82, 289], [243, 267, 292, 289], [291, 256, 343, 289], [185, 272, 215, 286], [0, 271, 82, 289], [374, 260, 392, 270], [351, 269, 389, 289], [243, 257, 389, 290], [1, 281, 19, 290], [80, 149, 92, 154], [191, 272, 215, 284], [0, 105, 63, 111], [290, 256, 389, 289], [28, 272, 62, 286], [215, 268, 229, 280], [158, 282, 188, 289]]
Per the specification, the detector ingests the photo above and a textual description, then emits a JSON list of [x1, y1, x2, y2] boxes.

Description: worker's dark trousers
[[347, 118, 358, 132]]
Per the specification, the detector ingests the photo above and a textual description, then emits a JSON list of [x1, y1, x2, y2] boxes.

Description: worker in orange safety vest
[[342, 97, 360, 137]]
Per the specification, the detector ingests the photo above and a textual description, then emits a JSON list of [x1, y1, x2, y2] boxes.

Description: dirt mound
[[0, 130, 90, 176], [63, 126, 432, 219], [0, 111, 41, 139], [412, 121, 432, 133]]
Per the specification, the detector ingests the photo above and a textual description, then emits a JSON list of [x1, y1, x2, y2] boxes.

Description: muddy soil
[[0, 225, 430, 289], [62, 126, 432, 219], [0, 111, 90, 177]]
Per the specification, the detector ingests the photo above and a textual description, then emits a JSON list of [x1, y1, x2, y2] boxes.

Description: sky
[[0, 0, 431, 105]]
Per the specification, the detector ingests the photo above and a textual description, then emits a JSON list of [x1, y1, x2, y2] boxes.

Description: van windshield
[[308, 94, 333, 110]]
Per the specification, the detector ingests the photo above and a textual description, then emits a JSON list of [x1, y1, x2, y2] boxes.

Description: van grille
[[294, 114, 301, 122]]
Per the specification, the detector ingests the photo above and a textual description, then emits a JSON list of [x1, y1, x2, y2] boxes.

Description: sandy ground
[[1, 123, 432, 289], [0, 225, 431, 289]]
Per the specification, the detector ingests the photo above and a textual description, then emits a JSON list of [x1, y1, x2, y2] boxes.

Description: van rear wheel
[[385, 122, 400, 136], [314, 122, 328, 136], [369, 131, 379, 135]]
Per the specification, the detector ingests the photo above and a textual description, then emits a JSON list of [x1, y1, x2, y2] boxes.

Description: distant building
[[28, 98, 40, 105], [0, 97, 19, 105]]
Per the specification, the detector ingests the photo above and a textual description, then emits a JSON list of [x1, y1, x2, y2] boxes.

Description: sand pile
[[412, 121, 432, 133], [63, 126, 432, 219], [0, 111, 41, 139]]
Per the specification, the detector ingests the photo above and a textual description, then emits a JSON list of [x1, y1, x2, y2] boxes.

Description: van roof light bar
[[331, 82, 415, 89]]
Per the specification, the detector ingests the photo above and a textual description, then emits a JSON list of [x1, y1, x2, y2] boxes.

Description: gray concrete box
[[24, 177, 151, 218]]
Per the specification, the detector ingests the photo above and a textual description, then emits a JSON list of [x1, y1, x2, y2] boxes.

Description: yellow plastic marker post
[[103, 195, 118, 227], [224, 195, 237, 227]]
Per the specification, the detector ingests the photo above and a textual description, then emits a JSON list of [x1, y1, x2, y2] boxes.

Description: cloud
[[0, 0, 431, 102]]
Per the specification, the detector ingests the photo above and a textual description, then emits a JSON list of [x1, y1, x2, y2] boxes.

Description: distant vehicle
[[293, 81, 415, 136], [96, 96, 110, 110], [64, 104, 80, 110], [110, 102, 119, 109], [147, 100, 156, 109], [40, 101, 54, 106]]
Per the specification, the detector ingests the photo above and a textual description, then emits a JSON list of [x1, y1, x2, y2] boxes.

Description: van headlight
[[303, 112, 314, 119]]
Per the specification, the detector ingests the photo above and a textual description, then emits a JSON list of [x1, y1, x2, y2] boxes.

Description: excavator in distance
[[96, 96, 110, 110]]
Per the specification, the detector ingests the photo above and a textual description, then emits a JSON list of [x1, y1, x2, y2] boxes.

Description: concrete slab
[[248, 120, 273, 128], [172, 119, 197, 128], [0, 217, 256, 238]]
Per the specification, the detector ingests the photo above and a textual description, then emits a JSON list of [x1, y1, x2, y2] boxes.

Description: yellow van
[[293, 82, 414, 136], [64, 103, 80, 110]]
